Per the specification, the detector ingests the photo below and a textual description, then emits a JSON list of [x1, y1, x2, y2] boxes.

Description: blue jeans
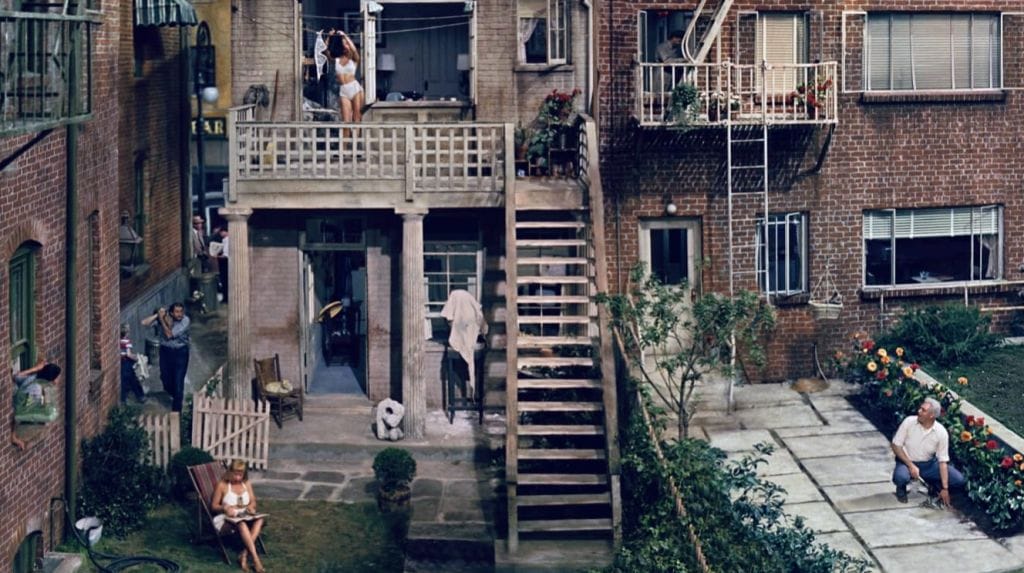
[[159, 345, 189, 412], [892, 458, 965, 490], [120, 359, 145, 403]]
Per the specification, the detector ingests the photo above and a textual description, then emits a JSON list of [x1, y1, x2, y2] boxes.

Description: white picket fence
[[191, 397, 271, 470], [138, 412, 181, 468]]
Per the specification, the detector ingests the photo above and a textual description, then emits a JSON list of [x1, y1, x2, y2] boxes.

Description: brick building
[[597, 1, 1024, 381]]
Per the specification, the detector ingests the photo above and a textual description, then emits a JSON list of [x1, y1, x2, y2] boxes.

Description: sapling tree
[[599, 264, 775, 439]]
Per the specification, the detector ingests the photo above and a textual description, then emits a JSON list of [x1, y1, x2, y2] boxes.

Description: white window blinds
[[866, 13, 1001, 90], [863, 207, 1000, 240], [756, 13, 808, 92]]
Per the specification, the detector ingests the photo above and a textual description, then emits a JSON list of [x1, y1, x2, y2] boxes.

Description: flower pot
[[809, 301, 841, 320], [807, 106, 818, 120], [708, 105, 720, 123], [377, 484, 412, 513]]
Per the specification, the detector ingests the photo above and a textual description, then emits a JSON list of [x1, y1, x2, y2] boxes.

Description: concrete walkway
[[691, 379, 1024, 573]]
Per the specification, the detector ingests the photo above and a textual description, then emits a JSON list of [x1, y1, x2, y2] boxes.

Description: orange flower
[[902, 366, 915, 378], [960, 430, 973, 442], [985, 426, 993, 436], [1014, 453, 1023, 462], [1020, 462, 1024, 471], [895, 347, 905, 357], [957, 376, 968, 386], [877, 348, 888, 358], [881, 355, 892, 365], [866, 361, 878, 373], [1016, 480, 1023, 487]]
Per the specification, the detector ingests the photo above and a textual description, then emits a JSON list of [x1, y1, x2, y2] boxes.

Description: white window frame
[[862, 205, 1003, 288], [756, 212, 808, 296], [864, 12, 1002, 92], [424, 240, 483, 337], [638, 218, 701, 289], [517, 0, 568, 65]]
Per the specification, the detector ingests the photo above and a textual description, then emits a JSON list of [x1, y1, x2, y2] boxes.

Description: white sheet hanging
[[441, 289, 488, 400]]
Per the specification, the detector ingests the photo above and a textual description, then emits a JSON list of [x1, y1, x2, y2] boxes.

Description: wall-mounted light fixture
[[665, 202, 678, 216]]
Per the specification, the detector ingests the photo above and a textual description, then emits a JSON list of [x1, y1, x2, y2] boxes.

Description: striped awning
[[134, 0, 198, 27]]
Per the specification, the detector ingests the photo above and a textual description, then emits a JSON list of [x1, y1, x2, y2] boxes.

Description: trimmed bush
[[372, 448, 416, 490], [878, 304, 1001, 368], [168, 446, 215, 500]]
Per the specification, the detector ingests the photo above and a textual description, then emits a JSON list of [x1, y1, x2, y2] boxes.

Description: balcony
[[228, 106, 594, 211], [635, 61, 838, 128], [0, 9, 98, 136]]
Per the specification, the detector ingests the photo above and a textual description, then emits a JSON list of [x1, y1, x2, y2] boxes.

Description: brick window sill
[[514, 63, 574, 74], [859, 280, 1024, 301], [860, 90, 1006, 105]]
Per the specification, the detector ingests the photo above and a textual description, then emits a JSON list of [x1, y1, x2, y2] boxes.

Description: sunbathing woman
[[333, 31, 363, 123], [211, 459, 266, 572]]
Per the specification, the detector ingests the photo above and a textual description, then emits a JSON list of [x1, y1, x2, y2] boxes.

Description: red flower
[[883, 390, 893, 397], [976, 417, 986, 427], [910, 363, 920, 371], [1001, 456, 1015, 469], [986, 440, 998, 450], [862, 340, 875, 351], [966, 415, 976, 426], [875, 371, 886, 380]]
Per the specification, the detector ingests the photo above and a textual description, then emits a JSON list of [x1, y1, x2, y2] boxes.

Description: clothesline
[[245, 12, 470, 41], [304, 13, 471, 22]]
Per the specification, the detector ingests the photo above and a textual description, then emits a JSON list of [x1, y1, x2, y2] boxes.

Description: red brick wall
[[0, 3, 121, 565], [598, 1, 1024, 380]]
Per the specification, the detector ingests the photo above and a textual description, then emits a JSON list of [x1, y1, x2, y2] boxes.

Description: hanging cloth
[[314, 30, 328, 81], [441, 290, 488, 401]]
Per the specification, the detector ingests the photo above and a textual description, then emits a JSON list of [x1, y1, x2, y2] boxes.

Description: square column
[[220, 206, 253, 400], [400, 208, 428, 438]]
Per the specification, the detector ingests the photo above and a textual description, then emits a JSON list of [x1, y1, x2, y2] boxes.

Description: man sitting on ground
[[891, 397, 965, 505]]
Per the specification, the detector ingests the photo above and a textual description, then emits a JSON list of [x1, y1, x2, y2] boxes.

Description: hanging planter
[[809, 265, 843, 320]]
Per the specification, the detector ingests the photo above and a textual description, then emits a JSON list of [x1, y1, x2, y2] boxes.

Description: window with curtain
[[518, 0, 568, 65], [9, 245, 36, 372], [863, 206, 1002, 287], [756, 213, 808, 295], [755, 13, 809, 93], [865, 13, 1001, 91]]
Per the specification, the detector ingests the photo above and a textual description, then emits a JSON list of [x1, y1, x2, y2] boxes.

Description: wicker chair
[[252, 354, 303, 429]]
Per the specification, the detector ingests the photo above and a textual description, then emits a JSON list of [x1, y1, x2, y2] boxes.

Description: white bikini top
[[336, 58, 356, 76], [223, 482, 250, 509]]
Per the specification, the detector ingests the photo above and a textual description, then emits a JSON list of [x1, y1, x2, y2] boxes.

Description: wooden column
[[220, 206, 253, 400], [399, 208, 427, 438]]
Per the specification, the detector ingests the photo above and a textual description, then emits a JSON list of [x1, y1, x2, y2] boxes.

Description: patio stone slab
[[303, 484, 336, 500], [732, 383, 806, 409], [411, 497, 441, 523], [337, 476, 376, 503], [813, 379, 860, 396], [822, 481, 921, 514], [872, 539, 1023, 573], [775, 409, 877, 438], [764, 472, 825, 505], [256, 481, 307, 500], [302, 470, 347, 484], [260, 470, 302, 481], [807, 395, 857, 412], [845, 506, 986, 548], [782, 501, 848, 534], [412, 478, 444, 499], [781, 431, 892, 460], [726, 448, 802, 476], [1003, 533, 1024, 562], [732, 404, 824, 430], [706, 429, 777, 453], [800, 450, 895, 487], [813, 531, 875, 565]]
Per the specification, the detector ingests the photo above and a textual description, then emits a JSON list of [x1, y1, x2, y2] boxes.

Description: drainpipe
[[63, 14, 82, 528], [581, 0, 594, 117], [181, 27, 192, 270]]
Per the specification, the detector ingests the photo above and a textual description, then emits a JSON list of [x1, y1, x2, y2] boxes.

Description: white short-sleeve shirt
[[892, 415, 950, 463]]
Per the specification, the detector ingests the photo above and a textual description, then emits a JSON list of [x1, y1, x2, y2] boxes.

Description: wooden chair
[[253, 354, 303, 429], [187, 461, 268, 563]]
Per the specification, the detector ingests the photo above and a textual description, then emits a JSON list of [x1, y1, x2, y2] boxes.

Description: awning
[[135, 0, 198, 27]]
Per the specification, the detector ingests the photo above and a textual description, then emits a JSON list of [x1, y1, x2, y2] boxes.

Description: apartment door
[[638, 218, 701, 355]]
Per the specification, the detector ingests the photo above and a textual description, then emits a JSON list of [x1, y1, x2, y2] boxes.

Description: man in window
[[656, 30, 685, 63], [891, 398, 965, 505]]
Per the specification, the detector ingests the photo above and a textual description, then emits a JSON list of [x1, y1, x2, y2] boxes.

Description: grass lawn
[[66, 499, 405, 573], [926, 344, 1024, 439]]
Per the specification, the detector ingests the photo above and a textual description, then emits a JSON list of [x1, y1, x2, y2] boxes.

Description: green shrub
[[78, 405, 166, 536], [372, 448, 416, 490], [167, 446, 215, 500], [879, 304, 1001, 368], [667, 83, 699, 126]]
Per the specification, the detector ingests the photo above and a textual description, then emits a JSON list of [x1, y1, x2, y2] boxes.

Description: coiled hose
[[54, 497, 181, 572]]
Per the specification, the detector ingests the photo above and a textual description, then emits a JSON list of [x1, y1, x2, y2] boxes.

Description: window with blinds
[[755, 13, 809, 93], [863, 206, 1002, 287], [865, 13, 1001, 91]]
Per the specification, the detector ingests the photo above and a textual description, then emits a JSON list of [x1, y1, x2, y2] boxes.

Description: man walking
[[150, 303, 191, 412], [891, 397, 965, 505], [191, 215, 210, 274]]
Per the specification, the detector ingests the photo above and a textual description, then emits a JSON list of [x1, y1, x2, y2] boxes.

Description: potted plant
[[373, 447, 417, 512], [704, 91, 741, 122], [514, 123, 531, 162], [666, 83, 699, 126], [792, 77, 832, 119], [526, 88, 581, 175]]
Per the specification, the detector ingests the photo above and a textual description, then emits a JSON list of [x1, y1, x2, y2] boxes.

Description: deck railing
[[636, 61, 838, 127], [228, 105, 508, 198]]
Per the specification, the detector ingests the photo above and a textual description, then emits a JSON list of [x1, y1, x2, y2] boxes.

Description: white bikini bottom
[[339, 80, 363, 100]]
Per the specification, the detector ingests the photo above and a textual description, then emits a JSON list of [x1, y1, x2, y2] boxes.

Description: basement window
[[863, 206, 1002, 287]]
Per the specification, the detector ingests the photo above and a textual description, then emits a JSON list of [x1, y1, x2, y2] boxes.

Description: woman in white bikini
[[334, 31, 363, 123], [212, 459, 266, 572]]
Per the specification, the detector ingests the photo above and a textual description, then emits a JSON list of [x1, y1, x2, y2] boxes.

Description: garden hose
[[56, 497, 181, 572]]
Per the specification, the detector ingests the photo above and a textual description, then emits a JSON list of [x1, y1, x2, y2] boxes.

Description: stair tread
[[515, 221, 586, 229], [519, 356, 594, 367], [517, 315, 592, 324], [516, 239, 587, 247], [518, 401, 602, 412], [517, 275, 590, 284], [518, 473, 609, 485], [518, 335, 594, 347], [519, 448, 606, 460], [517, 493, 611, 506], [518, 257, 589, 265], [518, 518, 613, 532], [517, 378, 602, 389], [518, 295, 590, 304], [518, 424, 605, 435]]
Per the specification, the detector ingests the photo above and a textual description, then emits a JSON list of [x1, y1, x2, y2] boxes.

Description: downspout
[[63, 12, 82, 528], [181, 27, 192, 268], [581, 0, 594, 117]]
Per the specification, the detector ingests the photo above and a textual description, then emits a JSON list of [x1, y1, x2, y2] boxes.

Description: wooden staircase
[[504, 176, 621, 550]]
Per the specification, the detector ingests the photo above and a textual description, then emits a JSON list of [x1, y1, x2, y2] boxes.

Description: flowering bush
[[840, 334, 1024, 531], [538, 88, 581, 126], [792, 78, 832, 109]]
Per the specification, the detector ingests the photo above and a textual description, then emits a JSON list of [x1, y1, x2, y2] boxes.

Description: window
[[756, 213, 808, 295], [424, 242, 481, 338], [639, 220, 699, 286], [637, 10, 696, 63], [133, 154, 147, 263], [9, 245, 36, 371], [863, 206, 1002, 287], [756, 13, 809, 92], [518, 0, 568, 65], [865, 13, 1001, 91]]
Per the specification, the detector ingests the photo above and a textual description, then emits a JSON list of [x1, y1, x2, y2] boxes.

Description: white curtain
[[518, 18, 539, 63]]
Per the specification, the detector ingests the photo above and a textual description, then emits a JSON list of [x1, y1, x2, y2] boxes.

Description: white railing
[[138, 411, 181, 468], [636, 61, 838, 127], [229, 107, 508, 195]]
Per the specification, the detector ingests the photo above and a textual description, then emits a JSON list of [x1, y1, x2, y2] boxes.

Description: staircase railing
[[503, 122, 521, 551]]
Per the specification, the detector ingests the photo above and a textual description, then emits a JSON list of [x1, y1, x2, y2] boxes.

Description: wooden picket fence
[[191, 397, 271, 470], [138, 412, 181, 468]]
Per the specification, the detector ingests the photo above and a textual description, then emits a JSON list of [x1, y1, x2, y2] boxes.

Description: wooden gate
[[191, 397, 271, 470], [139, 412, 181, 468]]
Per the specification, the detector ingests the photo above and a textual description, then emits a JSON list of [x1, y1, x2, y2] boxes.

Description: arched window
[[9, 244, 37, 370]]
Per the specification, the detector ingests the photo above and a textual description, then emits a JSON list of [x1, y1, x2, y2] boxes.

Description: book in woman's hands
[[224, 508, 268, 524]]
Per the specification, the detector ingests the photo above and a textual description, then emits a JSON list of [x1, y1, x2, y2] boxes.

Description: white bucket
[[75, 517, 103, 547]]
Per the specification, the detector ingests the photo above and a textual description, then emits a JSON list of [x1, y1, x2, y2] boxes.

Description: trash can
[[196, 272, 219, 312], [145, 337, 160, 368]]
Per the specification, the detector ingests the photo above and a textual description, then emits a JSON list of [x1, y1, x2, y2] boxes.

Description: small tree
[[599, 264, 775, 439]]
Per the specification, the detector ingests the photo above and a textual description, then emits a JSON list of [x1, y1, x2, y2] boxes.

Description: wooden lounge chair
[[187, 461, 268, 563], [253, 354, 303, 429]]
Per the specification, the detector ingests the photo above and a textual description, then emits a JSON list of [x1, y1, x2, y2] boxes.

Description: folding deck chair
[[187, 461, 268, 563]]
